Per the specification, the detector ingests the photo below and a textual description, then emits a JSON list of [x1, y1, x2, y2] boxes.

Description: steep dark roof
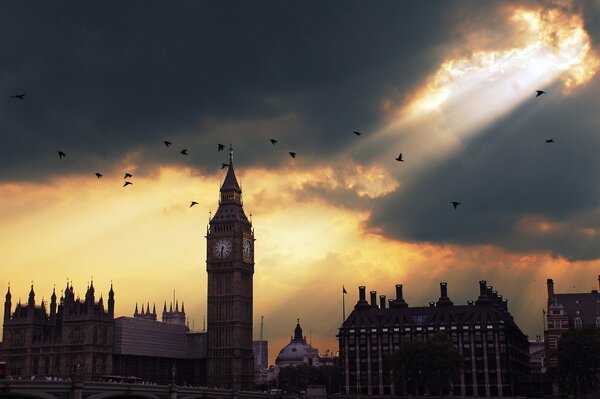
[[554, 291, 600, 325]]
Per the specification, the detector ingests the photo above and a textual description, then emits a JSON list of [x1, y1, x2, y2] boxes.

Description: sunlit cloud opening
[[368, 4, 599, 161]]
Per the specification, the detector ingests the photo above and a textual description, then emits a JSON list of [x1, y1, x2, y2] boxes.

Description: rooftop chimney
[[547, 279, 555, 305], [440, 282, 448, 298], [476, 280, 492, 305], [370, 291, 377, 307], [354, 286, 370, 310], [379, 295, 386, 309], [437, 282, 454, 307], [390, 284, 409, 309], [479, 281, 487, 296]]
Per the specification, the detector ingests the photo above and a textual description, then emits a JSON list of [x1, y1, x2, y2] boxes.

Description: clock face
[[243, 239, 252, 261], [213, 239, 232, 259]]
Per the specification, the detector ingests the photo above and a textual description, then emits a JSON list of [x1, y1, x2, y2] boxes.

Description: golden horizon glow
[[2, 165, 600, 365], [2, 1, 600, 368]]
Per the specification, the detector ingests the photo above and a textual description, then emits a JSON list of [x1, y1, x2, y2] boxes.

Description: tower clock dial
[[213, 239, 232, 259], [243, 239, 252, 261]]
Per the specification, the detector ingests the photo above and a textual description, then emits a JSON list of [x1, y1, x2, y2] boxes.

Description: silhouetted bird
[[124, 173, 132, 179], [451, 201, 461, 209], [545, 139, 555, 143], [221, 163, 229, 169], [353, 131, 361, 136], [123, 181, 133, 187], [57, 151, 66, 159], [95, 173, 102, 178], [180, 149, 188, 155], [190, 201, 198, 208], [536, 90, 546, 97], [164, 141, 172, 147], [270, 139, 277, 145], [11, 94, 25, 100], [289, 152, 296, 158], [218, 144, 225, 151], [395, 153, 404, 162]]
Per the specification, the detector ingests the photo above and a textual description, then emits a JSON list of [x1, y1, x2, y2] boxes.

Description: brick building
[[338, 281, 530, 397], [544, 276, 600, 367]]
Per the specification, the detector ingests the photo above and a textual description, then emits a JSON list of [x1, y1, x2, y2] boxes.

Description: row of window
[[345, 323, 505, 334]]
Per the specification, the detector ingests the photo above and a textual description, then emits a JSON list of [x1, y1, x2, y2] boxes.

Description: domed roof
[[275, 319, 319, 365]]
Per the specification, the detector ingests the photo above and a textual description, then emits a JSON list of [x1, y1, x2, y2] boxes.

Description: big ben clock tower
[[206, 146, 254, 390]]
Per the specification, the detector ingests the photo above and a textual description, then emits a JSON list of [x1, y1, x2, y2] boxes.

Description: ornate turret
[[50, 286, 57, 318], [108, 283, 115, 317], [86, 279, 95, 305], [4, 285, 11, 322], [28, 284, 35, 308]]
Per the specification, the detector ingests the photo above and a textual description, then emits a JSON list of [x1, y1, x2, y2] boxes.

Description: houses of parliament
[[0, 147, 255, 390]]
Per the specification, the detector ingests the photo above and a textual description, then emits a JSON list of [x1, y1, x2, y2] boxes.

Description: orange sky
[[1, 2, 600, 367]]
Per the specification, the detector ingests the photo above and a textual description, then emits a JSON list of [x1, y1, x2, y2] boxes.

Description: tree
[[387, 333, 461, 396], [551, 327, 600, 397]]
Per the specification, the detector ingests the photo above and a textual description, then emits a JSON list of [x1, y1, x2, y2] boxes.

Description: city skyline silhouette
[[2, 1, 600, 367]]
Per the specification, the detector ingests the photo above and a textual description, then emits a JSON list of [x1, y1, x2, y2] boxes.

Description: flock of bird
[[10, 89, 552, 210]]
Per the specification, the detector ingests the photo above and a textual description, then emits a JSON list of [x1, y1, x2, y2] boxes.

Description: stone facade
[[2, 282, 114, 380], [206, 146, 255, 390], [338, 281, 530, 397]]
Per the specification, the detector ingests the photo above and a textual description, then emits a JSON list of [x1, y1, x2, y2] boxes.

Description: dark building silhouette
[[2, 284, 207, 385], [338, 281, 530, 397], [2, 282, 114, 380], [206, 146, 255, 390], [544, 276, 600, 367]]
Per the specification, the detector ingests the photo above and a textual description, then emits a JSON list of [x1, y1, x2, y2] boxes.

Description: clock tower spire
[[206, 145, 254, 390]]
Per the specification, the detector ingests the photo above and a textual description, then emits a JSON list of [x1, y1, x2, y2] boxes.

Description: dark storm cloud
[[368, 78, 600, 261], [0, 0, 501, 182]]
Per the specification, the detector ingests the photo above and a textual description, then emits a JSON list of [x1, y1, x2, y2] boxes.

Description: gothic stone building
[[206, 146, 255, 390], [338, 281, 530, 397], [2, 282, 114, 380], [544, 276, 600, 368]]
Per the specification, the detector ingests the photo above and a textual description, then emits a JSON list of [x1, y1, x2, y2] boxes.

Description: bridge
[[0, 380, 298, 399]]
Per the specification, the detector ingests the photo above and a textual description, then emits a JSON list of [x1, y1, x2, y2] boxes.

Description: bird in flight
[[270, 139, 277, 145], [451, 201, 461, 209], [353, 131, 362, 136], [95, 173, 102, 179], [123, 181, 133, 187], [395, 153, 404, 162], [545, 139, 555, 143], [218, 144, 225, 151], [164, 141, 172, 147], [289, 152, 296, 158], [190, 201, 198, 208], [180, 149, 188, 155], [221, 163, 229, 169], [124, 172, 132, 179], [535, 90, 546, 97], [11, 94, 25, 100], [57, 151, 66, 159]]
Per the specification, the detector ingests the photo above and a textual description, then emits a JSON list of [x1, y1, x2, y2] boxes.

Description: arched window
[[575, 318, 583, 328]]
